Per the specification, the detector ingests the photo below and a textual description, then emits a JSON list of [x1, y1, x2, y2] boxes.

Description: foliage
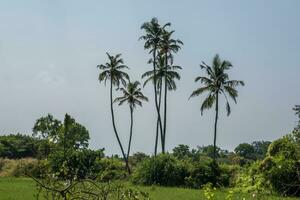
[[234, 143, 256, 160], [262, 156, 300, 196], [33, 114, 90, 152], [132, 153, 188, 186], [267, 136, 297, 159], [129, 152, 149, 167], [0, 158, 43, 177], [0, 134, 40, 159], [261, 133, 300, 196], [184, 160, 224, 188], [233, 161, 271, 194], [172, 144, 191, 160], [48, 149, 105, 180], [93, 157, 127, 182], [202, 183, 217, 200], [133, 154, 233, 189]]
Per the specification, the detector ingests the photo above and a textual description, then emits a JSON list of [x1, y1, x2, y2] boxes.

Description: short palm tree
[[114, 81, 148, 161], [97, 52, 130, 173], [140, 18, 170, 154], [189, 54, 244, 162]]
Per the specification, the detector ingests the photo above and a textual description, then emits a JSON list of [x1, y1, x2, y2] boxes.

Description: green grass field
[[0, 178, 298, 200]]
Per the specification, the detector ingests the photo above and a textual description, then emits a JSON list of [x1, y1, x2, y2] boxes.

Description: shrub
[[233, 161, 271, 194], [184, 160, 223, 188], [48, 149, 104, 180], [0, 158, 42, 177], [260, 135, 300, 196], [263, 156, 300, 196], [267, 137, 297, 159], [132, 153, 188, 186], [93, 157, 127, 181]]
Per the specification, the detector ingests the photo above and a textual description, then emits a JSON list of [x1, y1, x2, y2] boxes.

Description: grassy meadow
[[0, 177, 298, 200]]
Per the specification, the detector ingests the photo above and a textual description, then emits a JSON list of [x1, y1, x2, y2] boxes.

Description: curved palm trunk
[[154, 80, 163, 156], [152, 46, 164, 153], [126, 106, 133, 161], [110, 80, 131, 174], [213, 93, 219, 162]]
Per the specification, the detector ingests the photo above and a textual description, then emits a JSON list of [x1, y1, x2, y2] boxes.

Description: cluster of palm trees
[[140, 18, 183, 155], [97, 18, 244, 172]]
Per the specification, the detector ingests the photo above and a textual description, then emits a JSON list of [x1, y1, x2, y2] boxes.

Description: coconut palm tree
[[189, 54, 244, 162], [142, 55, 181, 154], [97, 52, 130, 173], [114, 81, 148, 161], [139, 18, 170, 153], [159, 29, 183, 151], [293, 105, 300, 130]]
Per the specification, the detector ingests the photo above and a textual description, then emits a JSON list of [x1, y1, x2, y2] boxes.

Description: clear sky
[[0, 1, 299, 155]]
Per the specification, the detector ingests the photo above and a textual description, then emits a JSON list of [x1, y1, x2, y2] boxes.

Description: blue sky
[[0, 1, 299, 155]]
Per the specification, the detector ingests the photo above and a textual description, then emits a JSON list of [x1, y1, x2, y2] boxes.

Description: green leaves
[[190, 54, 244, 116], [97, 53, 129, 88], [114, 81, 148, 109]]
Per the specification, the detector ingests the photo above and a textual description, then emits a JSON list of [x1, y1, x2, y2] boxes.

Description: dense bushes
[[132, 153, 188, 186], [93, 157, 127, 181], [132, 153, 233, 188], [260, 132, 300, 196], [234, 132, 300, 197], [0, 134, 40, 158], [48, 148, 105, 180], [0, 158, 42, 177]]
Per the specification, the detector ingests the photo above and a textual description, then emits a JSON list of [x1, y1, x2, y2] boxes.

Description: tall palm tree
[[293, 105, 300, 130], [97, 52, 131, 173], [139, 18, 170, 153], [159, 29, 183, 151], [189, 54, 244, 162], [142, 55, 181, 153], [114, 81, 148, 161]]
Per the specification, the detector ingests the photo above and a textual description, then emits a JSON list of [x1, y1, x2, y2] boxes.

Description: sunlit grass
[[0, 177, 298, 200]]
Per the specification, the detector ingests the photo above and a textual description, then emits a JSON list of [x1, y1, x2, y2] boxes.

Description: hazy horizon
[[0, 1, 299, 155]]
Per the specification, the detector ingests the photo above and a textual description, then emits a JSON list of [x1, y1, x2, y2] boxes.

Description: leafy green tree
[[189, 54, 244, 161], [33, 114, 89, 152], [114, 81, 148, 162], [97, 53, 130, 173], [234, 143, 256, 160], [129, 152, 149, 167], [172, 144, 191, 159], [140, 18, 169, 154], [252, 141, 271, 159], [33, 114, 62, 157]]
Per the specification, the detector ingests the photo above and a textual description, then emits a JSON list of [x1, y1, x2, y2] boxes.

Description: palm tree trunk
[[154, 80, 163, 156], [162, 53, 168, 152], [213, 93, 219, 162], [152, 46, 164, 153], [127, 106, 133, 161], [110, 79, 131, 174]]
